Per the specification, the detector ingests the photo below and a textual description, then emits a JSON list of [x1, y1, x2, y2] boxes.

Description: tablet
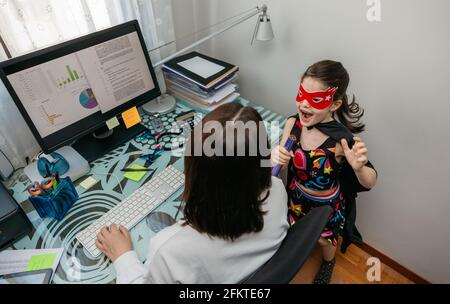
[[0, 269, 53, 284]]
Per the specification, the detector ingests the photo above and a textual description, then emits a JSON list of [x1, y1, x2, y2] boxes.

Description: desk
[[3, 98, 287, 283]]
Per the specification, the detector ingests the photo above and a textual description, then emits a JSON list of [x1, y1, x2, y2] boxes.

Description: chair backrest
[[243, 205, 333, 284]]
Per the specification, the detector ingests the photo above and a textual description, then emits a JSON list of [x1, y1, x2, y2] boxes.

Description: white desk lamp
[[142, 4, 274, 114]]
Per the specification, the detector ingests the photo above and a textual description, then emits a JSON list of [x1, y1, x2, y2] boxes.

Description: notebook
[[162, 52, 239, 89]]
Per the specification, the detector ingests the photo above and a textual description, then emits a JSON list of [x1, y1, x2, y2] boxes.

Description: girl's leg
[[318, 237, 337, 261], [313, 237, 337, 284], [313, 194, 343, 284]]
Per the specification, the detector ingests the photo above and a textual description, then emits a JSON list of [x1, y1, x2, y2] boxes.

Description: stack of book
[[162, 51, 240, 112]]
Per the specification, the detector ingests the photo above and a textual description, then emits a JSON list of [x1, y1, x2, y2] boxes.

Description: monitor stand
[[142, 93, 176, 114], [72, 122, 147, 163]]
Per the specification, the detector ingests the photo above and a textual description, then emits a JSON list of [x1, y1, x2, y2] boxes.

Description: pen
[[121, 168, 154, 172]]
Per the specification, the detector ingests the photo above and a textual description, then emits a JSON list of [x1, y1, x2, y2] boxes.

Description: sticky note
[[121, 106, 142, 129], [26, 253, 57, 271], [123, 164, 148, 182], [106, 116, 120, 130], [80, 176, 98, 190]]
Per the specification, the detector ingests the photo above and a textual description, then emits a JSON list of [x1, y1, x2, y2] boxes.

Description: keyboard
[[76, 165, 184, 258]]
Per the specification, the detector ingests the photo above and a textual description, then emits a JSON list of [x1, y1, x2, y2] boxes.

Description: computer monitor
[[0, 20, 161, 162]]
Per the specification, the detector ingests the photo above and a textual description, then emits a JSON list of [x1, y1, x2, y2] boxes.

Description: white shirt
[[113, 176, 289, 284]]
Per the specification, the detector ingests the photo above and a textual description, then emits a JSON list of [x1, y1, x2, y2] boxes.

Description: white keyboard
[[76, 165, 184, 257]]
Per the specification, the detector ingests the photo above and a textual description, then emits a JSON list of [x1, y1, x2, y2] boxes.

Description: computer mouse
[[37, 152, 70, 177]]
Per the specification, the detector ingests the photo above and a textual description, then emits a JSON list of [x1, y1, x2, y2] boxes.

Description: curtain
[[0, 0, 176, 167]]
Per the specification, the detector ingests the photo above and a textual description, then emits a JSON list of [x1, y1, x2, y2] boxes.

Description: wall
[[171, 0, 216, 54], [172, 0, 450, 283]]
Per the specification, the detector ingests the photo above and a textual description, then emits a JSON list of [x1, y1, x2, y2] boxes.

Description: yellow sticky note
[[106, 116, 120, 130], [26, 253, 57, 271], [123, 164, 149, 182], [121, 106, 142, 129]]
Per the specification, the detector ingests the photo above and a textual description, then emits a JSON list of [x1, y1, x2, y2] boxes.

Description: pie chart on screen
[[79, 88, 98, 109]]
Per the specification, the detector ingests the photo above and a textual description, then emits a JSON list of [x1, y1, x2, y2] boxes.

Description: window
[[0, 0, 175, 60]]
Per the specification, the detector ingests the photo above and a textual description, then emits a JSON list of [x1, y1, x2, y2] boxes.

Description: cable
[[90, 170, 125, 199], [0, 148, 23, 180], [30, 150, 44, 163], [0, 148, 14, 171], [13, 166, 24, 175]]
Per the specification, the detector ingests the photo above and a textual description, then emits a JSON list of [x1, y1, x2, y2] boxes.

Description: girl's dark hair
[[302, 60, 365, 133], [182, 103, 272, 241]]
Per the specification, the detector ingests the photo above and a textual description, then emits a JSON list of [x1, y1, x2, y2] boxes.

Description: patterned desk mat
[[4, 99, 286, 283]]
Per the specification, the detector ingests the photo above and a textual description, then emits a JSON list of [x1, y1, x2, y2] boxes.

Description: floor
[[290, 243, 414, 284]]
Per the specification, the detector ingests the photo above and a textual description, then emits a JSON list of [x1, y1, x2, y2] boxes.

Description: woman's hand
[[271, 145, 294, 166], [341, 137, 368, 172], [96, 224, 132, 262]]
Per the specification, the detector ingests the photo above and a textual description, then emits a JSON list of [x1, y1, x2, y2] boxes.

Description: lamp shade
[[255, 15, 274, 41]]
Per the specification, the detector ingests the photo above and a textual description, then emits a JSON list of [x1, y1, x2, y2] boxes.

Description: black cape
[[288, 115, 377, 253]]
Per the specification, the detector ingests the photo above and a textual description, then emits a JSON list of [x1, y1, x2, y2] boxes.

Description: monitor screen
[[0, 20, 160, 155]]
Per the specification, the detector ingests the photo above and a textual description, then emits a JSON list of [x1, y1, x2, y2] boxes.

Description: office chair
[[243, 205, 333, 284]]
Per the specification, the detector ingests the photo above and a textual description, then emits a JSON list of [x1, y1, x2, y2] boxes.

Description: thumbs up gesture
[[341, 137, 368, 172]]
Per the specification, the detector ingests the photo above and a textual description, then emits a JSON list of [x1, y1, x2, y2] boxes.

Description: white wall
[[171, 0, 216, 54], [171, 0, 450, 283]]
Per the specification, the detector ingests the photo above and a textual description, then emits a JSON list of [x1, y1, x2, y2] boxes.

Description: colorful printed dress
[[286, 117, 345, 247]]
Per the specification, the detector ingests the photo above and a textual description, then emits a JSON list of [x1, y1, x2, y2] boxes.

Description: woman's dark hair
[[182, 103, 272, 241], [302, 60, 365, 133]]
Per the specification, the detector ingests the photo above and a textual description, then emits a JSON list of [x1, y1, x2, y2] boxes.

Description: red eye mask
[[296, 83, 338, 110]]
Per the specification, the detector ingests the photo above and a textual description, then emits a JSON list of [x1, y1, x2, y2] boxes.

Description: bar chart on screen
[[38, 104, 64, 126]]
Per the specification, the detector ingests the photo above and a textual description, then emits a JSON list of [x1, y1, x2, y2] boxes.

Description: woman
[[95, 103, 290, 283]]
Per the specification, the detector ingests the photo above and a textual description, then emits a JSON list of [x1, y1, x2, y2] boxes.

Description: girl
[[272, 60, 377, 284]]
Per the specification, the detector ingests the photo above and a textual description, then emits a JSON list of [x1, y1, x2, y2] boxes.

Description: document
[[78, 31, 155, 113], [177, 56, 225, 79], [0, 248, 63, 276]]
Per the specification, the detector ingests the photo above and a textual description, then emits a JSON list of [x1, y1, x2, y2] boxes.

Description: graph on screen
[[79, 88, 98, 109], [46, 64, 85, 90], [5, 31, 153, 138], [7, 53, 99, 137], [39, 104, 64, 126]]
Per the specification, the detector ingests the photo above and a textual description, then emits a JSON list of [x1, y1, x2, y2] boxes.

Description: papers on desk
[[168, 83, 237, 105], [177, 56, 225, 79], [0, 248, 63, 276], [162, 51, 238, 89], [162, 51, 240, 112]]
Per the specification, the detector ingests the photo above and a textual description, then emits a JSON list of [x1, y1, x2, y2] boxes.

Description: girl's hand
[[341, 137, 368, 172], [96, 224, 132, 262], [271, 145, 294, 166]]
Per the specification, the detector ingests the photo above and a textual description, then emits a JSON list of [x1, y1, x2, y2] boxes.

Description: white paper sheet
[[0, 248, 63, 276], [205, 84, 236, 104], [177, 56, 225, 79]]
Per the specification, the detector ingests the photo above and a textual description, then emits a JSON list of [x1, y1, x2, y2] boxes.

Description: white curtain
[[0, 0, 176, 167]]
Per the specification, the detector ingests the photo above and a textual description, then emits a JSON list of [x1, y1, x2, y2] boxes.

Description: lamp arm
[[152, 5, 265, 68], [147, 6, 258, 54]]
